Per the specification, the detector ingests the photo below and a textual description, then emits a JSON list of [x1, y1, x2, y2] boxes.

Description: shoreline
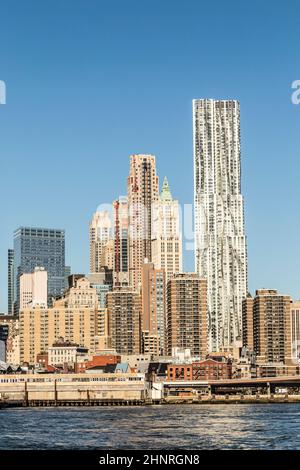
[[2, 395, 300, 408]]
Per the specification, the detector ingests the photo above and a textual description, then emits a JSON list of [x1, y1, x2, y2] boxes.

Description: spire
[[160, 176, 173, 201]]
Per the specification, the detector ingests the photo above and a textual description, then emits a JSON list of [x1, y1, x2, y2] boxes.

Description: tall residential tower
[[127, 154, 159, 289], [193, 99, 247, 351]]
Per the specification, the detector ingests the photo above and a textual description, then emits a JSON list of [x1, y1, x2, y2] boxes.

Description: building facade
[[127, 154, 159, 289], [89, 210, 112, 273], [107, 288, 141, 355], [13, 227, 65, 311], [152, 177, 182, 281], [193, 99, 247, 351], [48, 339, 89, 368], [8, 249, 14, 315], [291, 301, 300, 363], [19, 267, 48, 310], [167, 357, 232, 381], [19, 277, 98, 365], [166, 273, 208, 357], [252, 289, 292, 365], [141, 260, 165, 355], [113, 196, 129, 287], [242, 294, 254, 350]]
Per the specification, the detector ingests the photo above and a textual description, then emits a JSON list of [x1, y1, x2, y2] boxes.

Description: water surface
[[1, 404, 299, 449]]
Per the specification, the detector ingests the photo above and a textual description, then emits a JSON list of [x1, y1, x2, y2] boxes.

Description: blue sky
[[0, 0, 300, 311]]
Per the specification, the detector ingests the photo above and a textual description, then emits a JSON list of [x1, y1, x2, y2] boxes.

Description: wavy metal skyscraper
[[193, 99, 248, 351]]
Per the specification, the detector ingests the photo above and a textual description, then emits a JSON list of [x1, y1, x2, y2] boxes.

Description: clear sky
[[0, 0, 300, 311]]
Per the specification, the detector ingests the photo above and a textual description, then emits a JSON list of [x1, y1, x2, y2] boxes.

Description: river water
[[0, 404, 299, 449]]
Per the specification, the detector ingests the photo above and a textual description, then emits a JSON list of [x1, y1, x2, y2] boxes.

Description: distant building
[[166, 273, 208, 357], [87, 270, 113, 351], [8, 249, 14, 315], [88, 270, 113, 309], [152, 177, 182, 280], [113, 196, 129, 287], [13, 227, 65, 311], [167, 357, 232, 381], [141, 260, 165, 355], [20, 267, 48, 310], [0, 325, 9, 362], [89, 211, 112, 273], [107, 288, 141, 355], [48, 338, 89, 368], [127, 154, 159, 289], [19, 277, 98, 365], [290, 300, 300, 363], [0, 315, 19, 364], [100, 238, 114, 270], [193, 99, 247, 351], [76, 352, 121, 373], [64, 266, 71, 289], [252, 289, 292, 364], [242, 294, 254, 350]]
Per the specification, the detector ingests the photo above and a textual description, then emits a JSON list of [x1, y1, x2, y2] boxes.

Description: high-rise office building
[[252, 289, 292, 365], [113, 196, 129, 287], [20, 267, 48, 310], [89, 210, 112, 273], [166, 273, 208, 357], [141, 260, 165, 355], [8, 249, 14, 315], [107, 288, 141, 355], [13, 227, 65, 312], [193, 99, 247, 351], [128, 154, 159, 289], [152, 176, 182, 280]]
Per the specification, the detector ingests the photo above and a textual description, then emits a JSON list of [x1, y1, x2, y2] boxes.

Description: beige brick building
[[141, 260, 165, 355], [166, 273, 208, 357], [252, 289, 292, 365], [151, 177, 182, 281], [19, 277, 98, 365], [107, 288, 141, 355]]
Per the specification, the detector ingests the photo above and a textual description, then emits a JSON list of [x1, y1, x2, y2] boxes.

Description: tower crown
[[160, 176, 173, 201]]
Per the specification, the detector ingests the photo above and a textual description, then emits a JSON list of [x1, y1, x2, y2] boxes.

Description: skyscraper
[[107, 288, 141, 355], [166, 273, 208, 357], [113, 196, 129, 287], [242, 294, 254, 350], [8, 249, 14, 315], [193, 99, 247, 351], [128, 154, 159, 289], [252, 289, 292, 365], [141, 260, 165, 355], [291, 301, 300, 363], [152, 176, 182, 280], [13, 227, 65, 312], [89, 210, 112, 273]]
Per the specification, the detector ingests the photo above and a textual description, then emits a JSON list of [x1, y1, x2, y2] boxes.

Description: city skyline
[[1, 1, 300, 311]]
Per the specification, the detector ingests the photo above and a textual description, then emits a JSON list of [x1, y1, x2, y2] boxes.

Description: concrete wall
[[0, 373, 145, 401]]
